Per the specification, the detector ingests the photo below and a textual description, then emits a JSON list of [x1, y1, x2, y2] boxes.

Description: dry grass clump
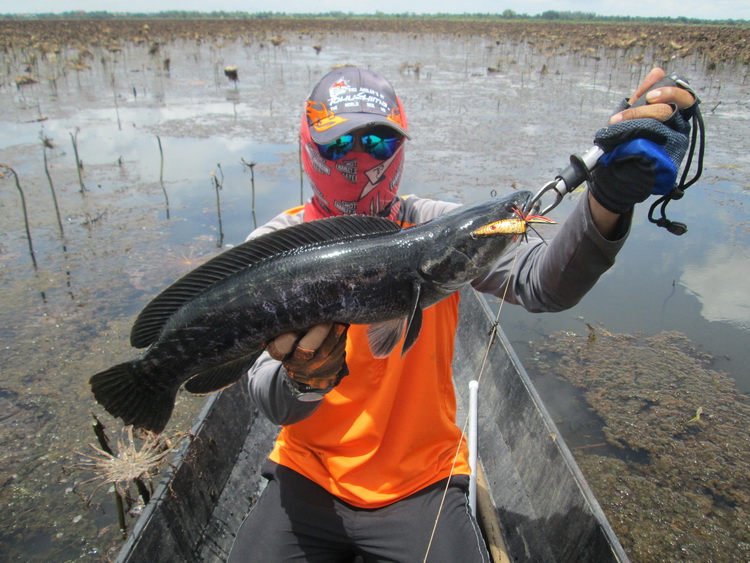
[[74, 426, 188, 500]]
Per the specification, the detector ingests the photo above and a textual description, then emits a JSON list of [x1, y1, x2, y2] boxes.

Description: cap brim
[[309, 113, 411, 145]]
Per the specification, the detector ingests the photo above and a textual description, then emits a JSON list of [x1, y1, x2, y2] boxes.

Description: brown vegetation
[[533, 328, 750, 562], [0, 18, 748, 68]]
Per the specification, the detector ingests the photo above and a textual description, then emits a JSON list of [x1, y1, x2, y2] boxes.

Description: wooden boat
[[116, 287, 629, 562]]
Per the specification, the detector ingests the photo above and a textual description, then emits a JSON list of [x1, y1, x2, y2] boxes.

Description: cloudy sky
[[2, 0, 748, 21]]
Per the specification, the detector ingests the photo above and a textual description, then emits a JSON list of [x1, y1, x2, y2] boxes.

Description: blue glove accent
[[591, 114, 691, 214], [594, 114, 690, 177], [598, 139, 677, 196]]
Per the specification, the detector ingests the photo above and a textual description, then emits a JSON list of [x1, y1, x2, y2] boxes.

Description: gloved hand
[[589, 99, 692, 214], [267, 323, 349, 394]]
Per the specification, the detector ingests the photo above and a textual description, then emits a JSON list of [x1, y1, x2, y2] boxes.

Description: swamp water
[[0, 28, 748, 561]]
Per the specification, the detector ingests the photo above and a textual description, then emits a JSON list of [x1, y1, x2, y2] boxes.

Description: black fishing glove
[[267, 323, 349, 397], [589, 102, 691, 214]]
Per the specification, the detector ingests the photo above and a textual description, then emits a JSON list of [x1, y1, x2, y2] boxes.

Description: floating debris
[[15, 75, 37, 87], [223, 65, 238, 82], [687, 406, 703, 423], [74, 424, 188, 501]]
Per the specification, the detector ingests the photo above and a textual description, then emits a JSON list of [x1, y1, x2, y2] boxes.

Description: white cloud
[[682, 246, 750, 329]]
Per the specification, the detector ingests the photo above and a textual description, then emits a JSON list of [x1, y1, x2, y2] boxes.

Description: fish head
[[418, 191, 532, 290]]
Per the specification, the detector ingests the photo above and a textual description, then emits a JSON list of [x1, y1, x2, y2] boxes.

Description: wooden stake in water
[[0, 164, 38, 269], [241, 158, 257, 230], [91, 415, 127, 538], [70, 128, 86, 193], [211, 164, 225, 248], [156, 135, 170, 219], [41, 135, 65, 241], [111, 72, 122, 131]]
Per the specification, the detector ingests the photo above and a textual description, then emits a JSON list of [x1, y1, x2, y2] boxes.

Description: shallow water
[[0, 30, 748, 561]]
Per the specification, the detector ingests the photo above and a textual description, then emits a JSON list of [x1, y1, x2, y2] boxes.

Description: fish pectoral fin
[[401, 282, 424, 356], [366, 283, 425, 358], [367, 318, 407, 359], [184, 352, 262, 395]]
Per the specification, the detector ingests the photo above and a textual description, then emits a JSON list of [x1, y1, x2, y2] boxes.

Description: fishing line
[[422, 244, 522, 562]]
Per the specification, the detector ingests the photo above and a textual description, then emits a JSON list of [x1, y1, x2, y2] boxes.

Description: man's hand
[[612, 68, 696, 124], [587, 68, 697, 238], [267, 323, 349, 391]]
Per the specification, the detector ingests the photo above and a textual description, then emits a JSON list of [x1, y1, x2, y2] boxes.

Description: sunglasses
[[316, 129, 402, 161]]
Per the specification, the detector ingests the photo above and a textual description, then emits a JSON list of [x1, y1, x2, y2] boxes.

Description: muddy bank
[[1, 18, 749, 69]]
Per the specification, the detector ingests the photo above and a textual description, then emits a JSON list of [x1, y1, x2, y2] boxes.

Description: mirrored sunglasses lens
[[362, 134, 400, 160], [317, 135, 354, 160]]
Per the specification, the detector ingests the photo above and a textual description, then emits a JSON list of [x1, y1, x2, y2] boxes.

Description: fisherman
[[228, 66, 696, 562]]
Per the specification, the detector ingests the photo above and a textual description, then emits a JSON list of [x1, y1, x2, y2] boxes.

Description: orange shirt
[[269, 290, 470, 509]]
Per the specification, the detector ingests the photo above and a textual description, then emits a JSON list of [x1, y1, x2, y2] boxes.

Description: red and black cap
[[305, 67, 410, 144]]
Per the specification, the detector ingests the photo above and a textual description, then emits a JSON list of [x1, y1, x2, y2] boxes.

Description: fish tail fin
[[89, 361, 176, 434]]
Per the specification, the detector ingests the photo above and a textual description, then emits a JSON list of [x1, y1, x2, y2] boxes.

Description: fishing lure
[[472, 206, 555, 241]]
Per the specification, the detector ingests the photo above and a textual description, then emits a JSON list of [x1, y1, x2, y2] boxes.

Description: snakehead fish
[[90, 191, 532, 432]]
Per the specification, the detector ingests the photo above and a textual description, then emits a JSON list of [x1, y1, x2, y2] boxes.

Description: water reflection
[[682, 245, 750, 329]]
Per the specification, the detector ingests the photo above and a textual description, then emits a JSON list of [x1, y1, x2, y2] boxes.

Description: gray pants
[[227, 462, 489, 563]]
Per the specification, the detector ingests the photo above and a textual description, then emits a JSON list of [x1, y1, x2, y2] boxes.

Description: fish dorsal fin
[[367, 318, 407, 359], [130, 215, 402, 348]]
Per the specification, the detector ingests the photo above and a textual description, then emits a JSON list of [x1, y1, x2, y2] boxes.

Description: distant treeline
[[1, 10, 747, 26]]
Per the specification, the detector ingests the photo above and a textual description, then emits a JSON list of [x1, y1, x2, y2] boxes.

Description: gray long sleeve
[[472, 193, 630, 311], [247, 352, 323, 425]]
